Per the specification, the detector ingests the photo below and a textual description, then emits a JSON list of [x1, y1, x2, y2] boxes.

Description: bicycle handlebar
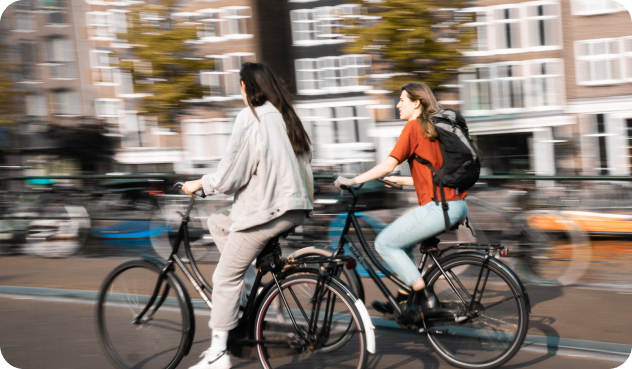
[[337, 177, 403, 191], [173, 182, 207, 198]]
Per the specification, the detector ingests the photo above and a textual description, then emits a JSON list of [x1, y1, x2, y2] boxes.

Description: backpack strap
[[408, 154, 451, 233]]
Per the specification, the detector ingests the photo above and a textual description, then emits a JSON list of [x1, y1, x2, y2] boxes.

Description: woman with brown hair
[[182, 62, 313, 369], [335, 82, 467, 319]]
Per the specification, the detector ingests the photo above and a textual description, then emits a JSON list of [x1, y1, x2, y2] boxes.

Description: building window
[[571, 0, 626, 15], [15, 14, 35, 31], [90, 50, 116, 84], [51, 90, 80, 115], [200, 10, 222, 38], [575, 39, 622, 85], [40, 0, 67, 25], [493, 6, 521, 50], [460, 66, 493, 111], [525, 2, 560, 48], [200, 53, 255, 98], [25, 94, 47, 116], [295, 55, 371, 95], [222, 6, 251, 37], [462, 9, 491, 52], [46, 37, 75, 78], [494, 63, 524, 109], [95, 99, 122, 118], [624, 37, 632, 81], [19, 42, 38, 80], [526, 60, 563, 108], [86, 12, 115, 40], [290, 5, 362, 46]]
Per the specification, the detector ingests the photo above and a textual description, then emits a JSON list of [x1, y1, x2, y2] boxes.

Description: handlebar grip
[[340, 184, 349, 190], [376, 178, 403, 190], [173, 182, 207, 198]]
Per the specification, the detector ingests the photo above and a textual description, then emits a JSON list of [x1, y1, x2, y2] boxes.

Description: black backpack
[[408, 109, 482, 233]]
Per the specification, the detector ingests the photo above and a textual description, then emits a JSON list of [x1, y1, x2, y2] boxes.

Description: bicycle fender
[[428, 252, 531, 313], [325, 273, 375, 354]]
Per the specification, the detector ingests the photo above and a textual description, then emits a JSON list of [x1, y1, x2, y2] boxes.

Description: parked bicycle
[[96, 183, 375, 369], [290, 178, 530, 369]]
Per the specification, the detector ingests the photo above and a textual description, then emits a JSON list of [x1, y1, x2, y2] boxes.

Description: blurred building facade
[[458, 0, 632, 176], [2, 0, 632, 177]]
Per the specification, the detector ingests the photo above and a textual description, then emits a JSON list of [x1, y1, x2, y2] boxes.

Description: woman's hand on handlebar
[[334, 176, 356, 190], [182, 179, 203, 196]]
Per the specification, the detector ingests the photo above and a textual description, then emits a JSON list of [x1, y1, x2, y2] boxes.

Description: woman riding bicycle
[[335, 82, 467, 320], [182, 62, 313, 369]]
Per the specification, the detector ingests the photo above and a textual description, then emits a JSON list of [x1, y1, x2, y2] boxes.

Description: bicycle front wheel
[[96, 259, 194, 369], [255, 273, 368, 369], [424, 255, 529, 369]]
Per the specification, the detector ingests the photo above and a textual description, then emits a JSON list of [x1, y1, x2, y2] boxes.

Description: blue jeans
[[374, 199, 468, 286]]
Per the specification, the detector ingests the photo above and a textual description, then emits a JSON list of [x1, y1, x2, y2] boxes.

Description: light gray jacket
[[201, 101, 314, 231]]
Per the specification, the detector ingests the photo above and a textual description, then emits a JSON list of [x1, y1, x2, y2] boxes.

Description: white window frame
[[14, 13, 36, 31], [95, 98, 123, 118], [491, 4, 524, 53], [575, 38, 625, 86], [221, 6, 252, 39], [51, 90, 80, 116], [461, 7, 493, 56], [46, 37, 76, 79], [89, 50, 117, 85], [623, 36, 632, 81], [290, 4, 362, 47], [295, 54, 371, 95], [459, 64, 494, 116], [524, 58, 565, 110], [86, 11, 116, 40], [523, 1, 562, 50], [570, 0, 626, 16], [493, 62, 526, 112]]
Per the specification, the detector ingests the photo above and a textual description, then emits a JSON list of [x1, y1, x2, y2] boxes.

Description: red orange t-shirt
[[389, 119, 467, 206]]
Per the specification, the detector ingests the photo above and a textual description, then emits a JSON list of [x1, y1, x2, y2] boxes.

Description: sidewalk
[[0, 255, 630, 363]]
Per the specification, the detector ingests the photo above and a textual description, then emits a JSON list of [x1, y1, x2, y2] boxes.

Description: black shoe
[[400, 286, 455, 323], [371, 291, 409, 315], [415, 286, 456, 319]]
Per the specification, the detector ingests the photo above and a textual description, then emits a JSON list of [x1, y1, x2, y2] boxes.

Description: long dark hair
[[239, 63, 311, 155], [401, 82, 443, 141]]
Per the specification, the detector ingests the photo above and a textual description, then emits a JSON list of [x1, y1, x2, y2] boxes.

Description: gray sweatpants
[[207, 210, 307, 331]]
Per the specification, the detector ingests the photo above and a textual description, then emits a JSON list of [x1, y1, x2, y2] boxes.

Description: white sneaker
[[188, 348, 232, 369]]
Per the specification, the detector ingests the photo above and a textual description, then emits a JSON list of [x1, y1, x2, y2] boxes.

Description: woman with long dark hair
[[335, 82, 467, 320], [183, 62, 313, 369]]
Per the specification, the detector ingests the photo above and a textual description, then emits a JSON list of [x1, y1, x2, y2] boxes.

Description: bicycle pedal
[[454, 315, 468, 323]]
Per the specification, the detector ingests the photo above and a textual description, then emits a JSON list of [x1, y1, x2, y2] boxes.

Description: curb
[[1, 285, 630, 363]]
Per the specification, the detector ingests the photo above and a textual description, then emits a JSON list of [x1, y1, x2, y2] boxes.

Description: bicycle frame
[[332, 184, 508, 317]]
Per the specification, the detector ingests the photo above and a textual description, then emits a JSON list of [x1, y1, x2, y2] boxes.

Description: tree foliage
[[344, 0, 474, 93], [115, 0, 214, 126]]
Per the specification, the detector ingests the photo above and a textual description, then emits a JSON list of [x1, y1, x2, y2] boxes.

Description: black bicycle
[[95, 183, 374, 369], [291, 178, 531, 369]]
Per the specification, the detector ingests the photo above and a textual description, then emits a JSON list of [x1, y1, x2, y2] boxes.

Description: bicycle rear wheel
[[424, 255, 529, 369], [96, 259, 194, 369], [255, 273, 368, 369]]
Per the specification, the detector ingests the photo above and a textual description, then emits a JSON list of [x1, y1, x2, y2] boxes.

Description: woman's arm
[[384, 176, 414, 187], [334, 156, 399, 189]]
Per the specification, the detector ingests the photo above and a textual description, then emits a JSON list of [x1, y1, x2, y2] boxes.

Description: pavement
[[0, 254, 631, 369]]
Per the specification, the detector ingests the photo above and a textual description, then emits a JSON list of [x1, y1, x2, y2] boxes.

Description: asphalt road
[[0, 295, 624, 369]]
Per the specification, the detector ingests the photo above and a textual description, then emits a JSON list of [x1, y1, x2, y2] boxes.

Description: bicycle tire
[[96, 259, 195, 369], [423, 254, 529, 369], [254, 273, 369, 369], [288, 247, 365, 302], [516, 210, 591, 286]]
